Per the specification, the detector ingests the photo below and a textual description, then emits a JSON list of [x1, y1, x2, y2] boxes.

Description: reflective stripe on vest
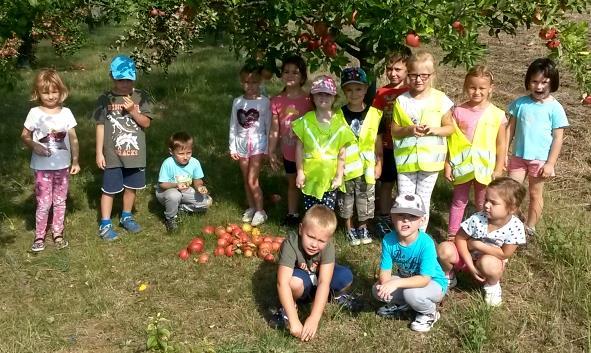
[[302, 119, 347, 160], [393, 90, 448, 172], [447, 104, 504, 185]]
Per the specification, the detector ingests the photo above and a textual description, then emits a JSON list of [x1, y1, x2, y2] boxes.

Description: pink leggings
[[448, 180, 486, 235], [34, 168, 69, 239]]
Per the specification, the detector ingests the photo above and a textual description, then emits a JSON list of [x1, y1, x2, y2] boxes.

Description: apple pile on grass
[[178, 223, 285, 264]]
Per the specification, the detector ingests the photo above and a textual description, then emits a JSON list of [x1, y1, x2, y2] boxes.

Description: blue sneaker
[[120, 216, 141, 233], [98, 223, 119, 241]]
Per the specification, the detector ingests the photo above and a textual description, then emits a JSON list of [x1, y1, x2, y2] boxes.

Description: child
[[392, 51, 455, 230], [337, 67, 384, 246], [21, 69, 80, 252], [437, 177, 527, 306], [445, 66, 507, 240], [292, 75, 355, 211], [273, 204, 357, 341], [506, 58, 568, 236], [372, 49, 411, 236], [229, 65, 272, 226], [155, 132, 213, 232], [373, 193, 447, 332], [93, 54, 152, 240], [268, 55, 313, 226]]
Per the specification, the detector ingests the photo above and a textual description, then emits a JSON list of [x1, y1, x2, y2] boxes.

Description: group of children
[[21, 50, 568, 336]]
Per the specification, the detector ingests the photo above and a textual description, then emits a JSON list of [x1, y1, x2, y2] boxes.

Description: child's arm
[[68, 128, 80, 175], [426, 110, 454, 137], [505, 114, 516, 166], [331, 146, 346, 190], [277, 265, 303, 339], [192, 178, 208, 194], [392, 122, 423, 138], [95, 125, 106, 169], [295, 139, 305, 189], [20, 128, 50, 157], [374, 134, 383, 180], [493, 121, 507, 178], [229, 101, 240, 160], [455, 230, 485, 282], [540, 128, 565, 178], [268, 112, 280, 170], [444, 155, 454, 182], [468, 239, 517, 260], [301, 262, 335, 342], [122, 96, 150, 128]]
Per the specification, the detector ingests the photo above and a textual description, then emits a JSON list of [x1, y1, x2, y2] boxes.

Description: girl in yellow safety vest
[[292, 75, 356, 211], [392, 52, 455, 230], [445, 66, 507, 241]]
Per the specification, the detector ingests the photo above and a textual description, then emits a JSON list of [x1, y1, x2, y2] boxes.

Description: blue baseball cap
[[110, 55, 136, 81], [341, 67, 368, 87]]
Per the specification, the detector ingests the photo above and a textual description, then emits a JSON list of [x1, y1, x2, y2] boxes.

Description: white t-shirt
[[461, 211, 526, 247], [396, 90, 454, 125], [23, 106, 77, 170]]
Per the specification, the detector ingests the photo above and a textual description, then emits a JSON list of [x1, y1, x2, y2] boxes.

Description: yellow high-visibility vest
[[447, 104, 505, 185], [292, 110, 356, 199], [339, 107, 383, 184], [392, 89, 448, 172]]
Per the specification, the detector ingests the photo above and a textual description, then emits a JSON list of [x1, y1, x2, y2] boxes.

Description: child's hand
[[197, 185, 208, 194], [444, 163, 454, 182], [539, 163, 555, 178], [289, 320, 303, 339], [410, 124, 426, 137], [230, 152, 240, 161], [33, 143, 50, 157], [177, 182, 189, 191], [374, 163, 382, 180], [331, 176, 342, 190], [96, 153, 106, 170], [70, 163, 80, 175], [300, 317, 320, 342], [468, 264, 485, 283], [122, 96, 136, 114], [296, 172, 305, 189], [376, 281, 397, 302]]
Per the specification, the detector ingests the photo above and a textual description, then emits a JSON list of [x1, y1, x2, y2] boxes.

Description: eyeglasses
[[408, 73, 433, 81]]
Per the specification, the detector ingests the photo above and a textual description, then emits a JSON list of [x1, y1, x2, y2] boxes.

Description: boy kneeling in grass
[[373, 194, 448, 332], [272, 205, 358, 341]]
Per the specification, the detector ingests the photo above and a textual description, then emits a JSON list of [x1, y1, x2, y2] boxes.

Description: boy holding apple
[[272, 205, 358, 341], [155, 131, 212, 232]]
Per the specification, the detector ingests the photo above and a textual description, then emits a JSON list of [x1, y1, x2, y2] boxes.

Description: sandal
[[53, 234, 69, 250], [31, 238, 45, 252]]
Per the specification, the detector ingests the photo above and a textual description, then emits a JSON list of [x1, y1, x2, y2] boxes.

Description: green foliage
[[146, 313, 176, 352], [457, 303, 492, 353]]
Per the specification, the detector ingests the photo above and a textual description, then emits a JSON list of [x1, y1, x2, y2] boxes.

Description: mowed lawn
[[0, 24, 590, 353]]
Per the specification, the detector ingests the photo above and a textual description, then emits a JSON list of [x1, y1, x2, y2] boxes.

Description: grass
[[0, 23, 590, 353]]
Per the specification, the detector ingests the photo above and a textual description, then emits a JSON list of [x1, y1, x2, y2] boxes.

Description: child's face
[[312, 92, 335, 110], [483, 187, 513, 222], [465, 76, 493, 105], [112, 79, 134, 95], [343, 83, 368, 107], [170, 144, 193, 166], [391, 213, 423, 240], [281, 63, 303, 88], [39, 85, 61, 109], [407, 62, 434, 94], [528, 72, 551, 101], [241, 73, 262, 98], [298, 221, 332, 256], [386, 60, 407, 87]]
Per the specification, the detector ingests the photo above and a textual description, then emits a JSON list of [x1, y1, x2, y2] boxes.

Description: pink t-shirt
[[271, 93, 313, 161], [453, 103, 507, 142]]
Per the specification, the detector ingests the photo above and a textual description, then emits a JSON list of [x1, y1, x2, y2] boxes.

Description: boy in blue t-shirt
[[155, 132, 212, 231], [373, 193, 447, 332]]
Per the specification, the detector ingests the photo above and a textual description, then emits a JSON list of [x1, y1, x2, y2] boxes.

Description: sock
[[121, 211, 132, 219], [100, 219, 111, 227]]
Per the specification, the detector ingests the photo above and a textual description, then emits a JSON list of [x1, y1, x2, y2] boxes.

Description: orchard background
[[0, 1, 591, 352]]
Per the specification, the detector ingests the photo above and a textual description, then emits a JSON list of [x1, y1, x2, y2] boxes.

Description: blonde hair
[[463, 65, 495, 99], [301, 205, 337, 235], [31, 69, 68, 104], [407, 51, 437, 86]]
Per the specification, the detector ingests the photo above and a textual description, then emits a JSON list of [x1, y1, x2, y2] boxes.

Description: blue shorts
[[283, 158, 296, 174], [303, 190, 337, 211], [293, 264, 353, 301], [102, 167, 146, 194]]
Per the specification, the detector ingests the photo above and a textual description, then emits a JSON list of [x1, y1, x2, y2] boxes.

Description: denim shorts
[[293, 264, 353, 301], [102, 167, 146, 194]]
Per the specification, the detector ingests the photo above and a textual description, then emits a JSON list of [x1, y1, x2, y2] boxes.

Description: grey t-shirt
[[278, 230, 335, 274], [93, 89, 152, 168]]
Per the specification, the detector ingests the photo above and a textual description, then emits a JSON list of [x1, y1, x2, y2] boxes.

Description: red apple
[[313, 22, 328, 36], [270, 194, 282, 204], [197, 253, 209, 264], [202, 225, 215, 235], [252, 236, 262, 246], [271, 242, 281, 253], [226, 225, 233, 233], [215, 226, 226, 237], [263, 236, 273, 243], [239, 234, 250, 243], [191, 237, 204, 245], [298, 33, 312, 43], [231, 228, 242, 237], [264, 254, 275, 263], [546, 39, 560, 49], [217, 238, 228, 247], [405, 32, 420, 47], [244, 248, 253, 257], [321, 34, 333, 44], [178, 248, 190, 260], [582, 96, 591, 105], [539, 28, 557, 40], [307, 39, 321, 51], [322, 42, 337, 58], [187, 241, 203, 254], [214, 246, 225, 256], [258, 242, 272, 257], [452, 21, 465, 35], [225, 245, 234, 257]]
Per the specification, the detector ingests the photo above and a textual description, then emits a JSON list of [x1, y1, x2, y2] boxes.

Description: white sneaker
[[242, 208, 255, 222], [483, 282, 502, 307], [251, 210, 268, 226], [410, 311, 440, 332], [446, 271, 457, 290]]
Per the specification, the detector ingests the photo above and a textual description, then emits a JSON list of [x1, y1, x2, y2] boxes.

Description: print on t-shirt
[[39, 130, 68, 153], [237, 108, 260, 128], [106, 101, 141, 157], [391, 248, 421, 278]]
